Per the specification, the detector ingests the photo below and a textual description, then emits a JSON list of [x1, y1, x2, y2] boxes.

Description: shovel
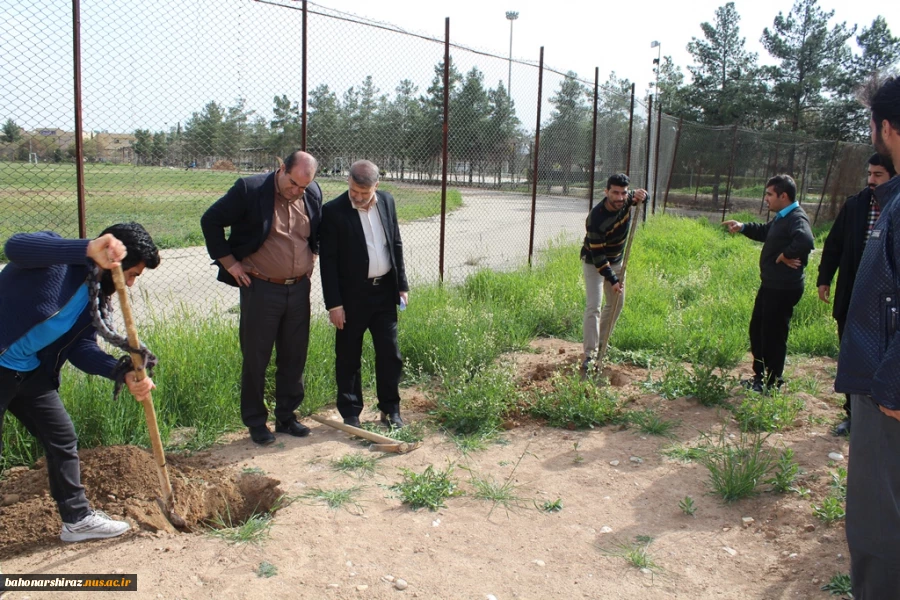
[[309, 414, 420, 454], [111, 265, 186, 528]]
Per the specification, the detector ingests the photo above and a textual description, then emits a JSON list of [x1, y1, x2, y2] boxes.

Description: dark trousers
[[239, 277, 311, 428], [837, 318, 851, 419], [0, 366, 91, 524], [748, 286, 804, 385], [847, 394, 900, 599], [334, 282, 402, 419]]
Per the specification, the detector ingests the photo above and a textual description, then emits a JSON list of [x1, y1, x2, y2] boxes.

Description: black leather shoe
[[249, 425, 275, 445], [275, 419, 310, 437], [380, 411, 405, 429], [834, 419, 851, 436], [343, 416, 361, 428]]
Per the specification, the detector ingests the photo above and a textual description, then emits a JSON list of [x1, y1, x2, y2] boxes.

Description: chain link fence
[[1, 0, 874, 321]]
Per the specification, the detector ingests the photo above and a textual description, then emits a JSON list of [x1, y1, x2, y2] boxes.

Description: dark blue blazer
[[200, 172, 323, 287]]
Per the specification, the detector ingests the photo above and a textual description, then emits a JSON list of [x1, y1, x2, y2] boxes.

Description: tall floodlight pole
[[506, 11, 519, 98], [651, 40, 661, 101]]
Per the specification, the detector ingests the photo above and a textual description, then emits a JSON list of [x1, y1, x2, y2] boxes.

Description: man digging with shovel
[[581, 173, 647, 376], [0, 223, 159, 541]]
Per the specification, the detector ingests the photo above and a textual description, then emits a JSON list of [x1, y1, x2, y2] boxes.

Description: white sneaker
[[60, 510, 131, 542]]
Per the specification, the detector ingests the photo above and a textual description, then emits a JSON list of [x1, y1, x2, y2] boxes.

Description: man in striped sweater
[[581, 173, 647, 372]]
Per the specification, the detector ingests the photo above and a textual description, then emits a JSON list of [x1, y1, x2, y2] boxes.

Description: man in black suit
[[817, 152, 896, 435], [200, 151, 322, 445], [319, 160, 409, 428]]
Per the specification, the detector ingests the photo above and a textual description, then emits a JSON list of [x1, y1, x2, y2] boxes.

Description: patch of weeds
[[813, 467, 847, 524], [688, 362, 733, 406], [433, 362, 519, 435], [241, 466, 266, 476], [768, 447, 801, 493], [391, 463, 461, 511], [605, 536, 661, 572], [661, 443, 707, 463], [572, 442, 584, 464], [447, 430, 497, 454], [734, 391, 805, 432], [679, 496, 696, 516], [626, 409, 680, 437], [607, 346, 658, 368], [302, 486, 364, 513], [528, 371, 621, 428], [206, 507, 274, 545], [813, 496, 846, 524], [330, 453, 379, 478], [788, 374, 823, 396], [643, 362, 692, 399], [790, 486, 812, 498], [464, 470, 527, 517], [699, 428, 775, 502], [821, 573, 852, 596], [361, 420, 427, 444], [256, 561, 278, 578], [539, 498, 563, 513], [830, 467, 847, 500]]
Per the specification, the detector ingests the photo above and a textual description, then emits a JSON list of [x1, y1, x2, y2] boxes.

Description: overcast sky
[[2, 0, 896, 133], [321, 0, 896, 85]]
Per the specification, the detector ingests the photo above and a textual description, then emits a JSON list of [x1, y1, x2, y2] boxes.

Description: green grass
[[605, 536, 661, 572], [700, 429, 776, 502], [626, 409, 680, 437], [528, 370, 621, 429], [679, 496, 697, 516], [734, 391, 805, 432], [256, 561, 278, 578], [0, 161, 462, 259], [821, 573, 852, 596], [206, 509, 274, 545], [539, 498, 563, 513], [391, 464, 461, 511], [302, 486, 364, 512], [330, 453, 379, 478], [432, 362, 519, 435], [768, 448, 802, 493], [661, 444, 708, 463]]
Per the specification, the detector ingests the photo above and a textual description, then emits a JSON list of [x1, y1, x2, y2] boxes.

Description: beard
[[874, 128, 893, 166]]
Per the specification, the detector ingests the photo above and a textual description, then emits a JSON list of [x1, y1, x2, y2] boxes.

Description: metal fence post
[[815, 141, 841, 225], [722, 124, 739, 221], [588, 67, 599, 211], [301, 0, 307, 151], [439, 17, 450, 283], [528, 46, 544, 267], [625, 83, 635, 176], [652, 101, 662, 215], [663, 117, 683, 213], [72, 0, 87, 238], [643, 94, 653, 223]]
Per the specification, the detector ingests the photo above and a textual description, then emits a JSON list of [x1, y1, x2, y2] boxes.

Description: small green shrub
[[734, 392, 805, 432], [813, 496, 846, 524], [821, 573, 852, 596], [700, 429, 775, 502], [392, 464, 461, 511], [679, 496, 697, 516], [529, 370, 621, 428], [433, 362, 518, 435], [768, 447, 801, 493], [626, 409, 680, 437]]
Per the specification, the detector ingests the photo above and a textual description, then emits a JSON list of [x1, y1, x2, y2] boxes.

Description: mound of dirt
[[0, 445, 282, 559]]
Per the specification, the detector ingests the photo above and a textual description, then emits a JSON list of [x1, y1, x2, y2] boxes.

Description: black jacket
[[200, 172, 323, 287], [835, 176, 900, 408], [816, 187, 874, 323], [319, 190, 408, 311], [741, 205, 815, 290]]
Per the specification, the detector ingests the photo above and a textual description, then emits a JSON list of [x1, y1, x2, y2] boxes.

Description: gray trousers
[[239, 278, 311, 428], [582, 260, 625, 360], [1, 367, 91, 524], [847, 393, 900, 599]]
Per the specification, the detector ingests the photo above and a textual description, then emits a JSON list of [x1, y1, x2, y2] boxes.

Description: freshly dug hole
[[0, 445, 283, 558]]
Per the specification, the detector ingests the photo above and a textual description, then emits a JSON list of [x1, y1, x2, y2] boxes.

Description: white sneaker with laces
[[60, 510, 130, 542]]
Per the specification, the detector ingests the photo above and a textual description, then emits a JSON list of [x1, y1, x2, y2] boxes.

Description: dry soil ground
[[0, 338, 850, 600]]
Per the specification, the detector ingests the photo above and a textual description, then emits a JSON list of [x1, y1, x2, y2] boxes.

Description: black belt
[[367, 272, 391, 286], [248, 272, 308, 285]]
